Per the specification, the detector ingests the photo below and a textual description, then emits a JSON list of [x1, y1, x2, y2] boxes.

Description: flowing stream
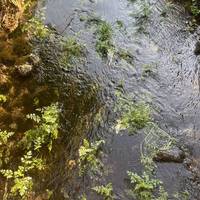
[[42, 0, 200, 199]]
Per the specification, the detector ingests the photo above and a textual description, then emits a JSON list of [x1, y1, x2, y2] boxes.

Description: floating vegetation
[[117, 49, 135, 65]]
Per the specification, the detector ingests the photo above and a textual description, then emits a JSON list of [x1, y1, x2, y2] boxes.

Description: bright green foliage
[[127, 171, 161, 200], [0, 130, 14, 145], [0, 94, 7, 103], [96, 21, 114, 58], [93, 183, 114, 200], [1, 151, 44, 199], [78, 139, 105, 175], [25, 103, 59, 151], [116, 102, 151, 133]]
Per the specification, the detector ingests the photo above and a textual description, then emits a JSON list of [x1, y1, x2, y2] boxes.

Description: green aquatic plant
[[1, 151, 44, 199], [127, 171, 162, 200], [115, 102, 151, 134], [78, 139, 105, 176], [96, 21, 114, 58], [25, 103, 59, 151], [93, 183, 114, 200]]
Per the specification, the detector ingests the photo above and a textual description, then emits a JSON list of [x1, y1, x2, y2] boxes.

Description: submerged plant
[[78, 139, 105, 175], [93, 183, 114, 200]]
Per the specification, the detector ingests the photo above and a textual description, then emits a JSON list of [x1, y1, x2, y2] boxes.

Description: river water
[[42, 0, 200, 199]]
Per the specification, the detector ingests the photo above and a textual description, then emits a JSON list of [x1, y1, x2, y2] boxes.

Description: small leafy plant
[[1, 151, 44, 199], [93, 183, 114, 200], [25, 103, 60, 151], [116, 102, 151, 133], [78, 139, 105, 175], [127, 171, 161, 200]]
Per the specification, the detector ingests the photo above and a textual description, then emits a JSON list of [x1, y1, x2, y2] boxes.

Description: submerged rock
[[154, 146, 185, 163], [16, 63, 33, 76]]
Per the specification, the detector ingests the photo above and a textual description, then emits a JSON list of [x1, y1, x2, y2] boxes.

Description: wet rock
[[16, 63, 33, 76], [194, 41, 200, 55], [154, 146, 185, 163]]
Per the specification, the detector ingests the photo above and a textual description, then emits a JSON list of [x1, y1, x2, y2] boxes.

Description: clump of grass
[[96, 21, 114, 58]]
